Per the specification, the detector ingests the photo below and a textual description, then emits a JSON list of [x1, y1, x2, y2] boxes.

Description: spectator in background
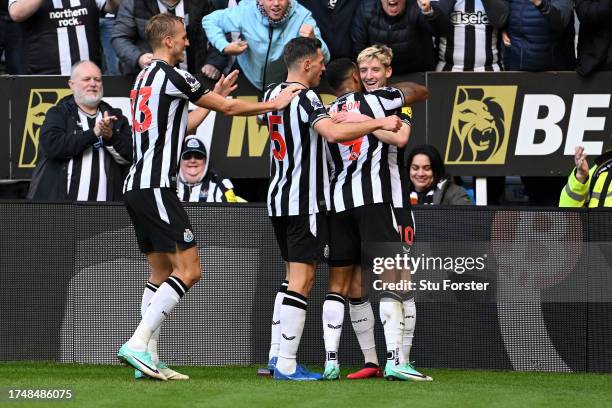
[[177, 137, 244, 203], [298, 0, 359, 60], [0, 0, 24, 74], [352, 0, 450, 75], [8, 0, 118, 75], [436, 0, 509, 71], [407, 144, 473, 205], [112, 0, 223, 77], [27, 61, 132, 201], [559, 146, 612, 207], [575, 0, 612, 76], [203, 0, 330, 91], [204, 0, 242, 80], [100, 13, 120, 75], [503, 0, 575, 71]]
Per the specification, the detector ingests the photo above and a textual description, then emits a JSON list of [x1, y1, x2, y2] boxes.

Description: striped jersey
[[67, 110, 129, 200], [263, 83, 330, 216], [9, 0, 106, 75], [124, 60, 208, 192], [326, 87, 411, 213], [177, 172, 235, 202], [437, 0, 502, 72]]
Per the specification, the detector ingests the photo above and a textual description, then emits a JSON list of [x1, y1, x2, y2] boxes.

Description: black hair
[[283, 37, 322, 69], [407, 144, 447, 185], [326, 58, 358, 92]]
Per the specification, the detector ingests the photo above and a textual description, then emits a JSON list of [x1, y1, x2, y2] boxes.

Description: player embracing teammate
[[320, 45, 432, 381], [263, 37, 404, 381]]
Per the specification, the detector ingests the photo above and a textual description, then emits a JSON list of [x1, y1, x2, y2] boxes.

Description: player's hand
[[502, 31, 511, 47], [417, 0, 432, 13], [574, 146, 589, 184], [223, 40, 248, 56], [202, 64, 221, 80], [272, 85, 303, 110], [380, 115, 403, 132], [332, 111, 370, 123], [213, 69, 239, 97], [530, 0, 543, 6], [299, 24, 315, 38], [138, 53, 153, 69]]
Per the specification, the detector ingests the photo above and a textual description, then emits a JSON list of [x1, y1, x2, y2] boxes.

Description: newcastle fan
[[436, 0, 509, 71], [262, 36, 403, 381], [8, 0, 119, 75], [27, 60, 132, 201], [177, 136, 244, 203], [117, 13, 300, 381], [321, 47, 431, 381]]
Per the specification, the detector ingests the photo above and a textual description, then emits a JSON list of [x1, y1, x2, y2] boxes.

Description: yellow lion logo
[[19, 89, 72, 168], [446, 86, 516, 165]]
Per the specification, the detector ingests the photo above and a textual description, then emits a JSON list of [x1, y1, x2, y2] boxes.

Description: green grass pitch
[[0, 362, 611, 408]]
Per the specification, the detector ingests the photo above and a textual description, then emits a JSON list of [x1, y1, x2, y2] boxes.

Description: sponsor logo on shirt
[[450, 11, 489, 25], [49, 7, 89, 27]]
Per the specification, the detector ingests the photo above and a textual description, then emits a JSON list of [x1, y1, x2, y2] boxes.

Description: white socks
[[276, 290, 307, 375], [128, 276, 188, 351], [349, 298, 379, 366], [379, 297, 403, 367], [322, 293, 345, 366], [269, 280, 288, 361], [401, 297, 416, 365], [140, 281, 161, 362]]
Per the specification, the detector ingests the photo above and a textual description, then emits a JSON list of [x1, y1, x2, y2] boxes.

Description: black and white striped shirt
[[124, 60, 208, 192], [177, 172, 235, 202], [67, 110, 130, 200], [437, 0, 502, 72], [326, 87, 411, 213], [263, 83, 330, 216], [9, 0, 106, 75]]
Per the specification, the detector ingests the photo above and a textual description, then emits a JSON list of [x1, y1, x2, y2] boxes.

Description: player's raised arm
[[314, 115, 403, 143], [194, 84, 301, 117], [392, 81, 429, 105]]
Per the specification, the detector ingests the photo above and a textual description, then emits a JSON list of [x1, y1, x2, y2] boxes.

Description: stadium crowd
[[0, 0, 610, 204]]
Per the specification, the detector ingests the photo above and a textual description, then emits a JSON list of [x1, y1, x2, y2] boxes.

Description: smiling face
[[260, 0, 290, 21], [410, 154, 434, 192], [180, 153, 206, 184], [69, 61, 103, 109], [380, 0, 407, 17], [358, 57, 392, 92]]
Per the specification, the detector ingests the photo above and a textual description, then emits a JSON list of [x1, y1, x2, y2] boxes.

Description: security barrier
[[0, 202, 610, 372]]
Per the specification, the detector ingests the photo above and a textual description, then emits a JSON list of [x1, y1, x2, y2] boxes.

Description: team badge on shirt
[[183, 229, 194, 243]]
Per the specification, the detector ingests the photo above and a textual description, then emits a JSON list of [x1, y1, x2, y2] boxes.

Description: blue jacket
[[504, 0, 576, 71], [203, 0, 330, 90]]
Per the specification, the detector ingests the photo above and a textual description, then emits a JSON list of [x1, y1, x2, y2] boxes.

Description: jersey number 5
[[268, 114, 286, 160], [130, 87, 153, 133]]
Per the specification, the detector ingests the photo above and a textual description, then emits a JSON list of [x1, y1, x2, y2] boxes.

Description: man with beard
[[28, 60, 132, 201]]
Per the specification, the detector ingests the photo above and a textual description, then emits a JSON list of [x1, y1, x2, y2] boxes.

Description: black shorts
[[124, 188, 197, 254], [328, 203, 415, 266], [270, 213, 328, 263]]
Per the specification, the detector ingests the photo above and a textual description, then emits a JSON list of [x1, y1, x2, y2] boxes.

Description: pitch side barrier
[[2, 71, 612, 181], [0, 202, 610, 373]]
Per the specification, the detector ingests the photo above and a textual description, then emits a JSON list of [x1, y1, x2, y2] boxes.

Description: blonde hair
[[145, 13, 184, 49], [357, 44, 393, 68]]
